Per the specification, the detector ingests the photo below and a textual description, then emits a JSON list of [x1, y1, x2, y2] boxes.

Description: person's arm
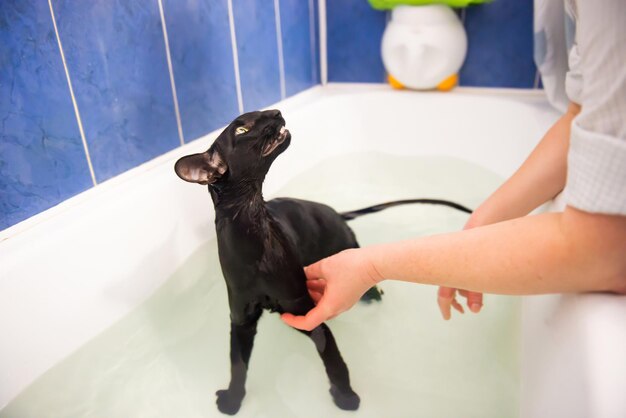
[[438, 102, 580, 319], [281, 206, 626, 331], [471, 102, 579, 224]]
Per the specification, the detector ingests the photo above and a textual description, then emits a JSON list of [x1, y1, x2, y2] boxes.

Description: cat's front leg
[[216, 311, 261, 415]]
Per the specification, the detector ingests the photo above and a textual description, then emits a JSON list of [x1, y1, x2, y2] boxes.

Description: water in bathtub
[[0, 153, 520, 418]]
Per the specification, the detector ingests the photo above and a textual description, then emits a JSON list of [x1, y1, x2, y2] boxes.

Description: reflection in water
[[1, 153, 520, 418]]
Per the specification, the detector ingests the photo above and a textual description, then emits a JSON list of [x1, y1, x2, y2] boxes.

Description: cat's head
[[174, 109, 290, 186]]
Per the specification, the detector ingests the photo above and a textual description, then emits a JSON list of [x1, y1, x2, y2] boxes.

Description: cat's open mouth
[[279, 125, 288, 139], [262, 125, 290, 156]]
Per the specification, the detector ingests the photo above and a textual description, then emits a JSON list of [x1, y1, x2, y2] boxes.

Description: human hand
[[437, 216, 483, 320], [280, 248, 381, 331], [437, 286, 483, 320]]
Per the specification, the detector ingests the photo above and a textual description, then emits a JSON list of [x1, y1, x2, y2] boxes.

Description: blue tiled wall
[[162, 0, 239, 142], [461, 0, 536, 88], [281, 0, 320, 97], [327, 0, 386, 83], [54, 0, 180, 182], [1, 0, 536, 230], [327, 0, 537, 88], [0, 0, 319, 230], [0, 1, 93, 230], [232, 0, 283, 112]]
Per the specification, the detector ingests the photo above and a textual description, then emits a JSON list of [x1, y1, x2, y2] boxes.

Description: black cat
[[174, 109, 471, 414]]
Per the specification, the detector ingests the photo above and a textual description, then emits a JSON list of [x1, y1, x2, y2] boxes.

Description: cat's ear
[[174, 149, 227, 185]]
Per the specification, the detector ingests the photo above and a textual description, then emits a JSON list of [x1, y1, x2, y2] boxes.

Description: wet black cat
[[174, 109, 471, 415]]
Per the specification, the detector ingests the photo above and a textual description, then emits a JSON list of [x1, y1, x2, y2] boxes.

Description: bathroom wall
[[327, 0, 537, 88], [1, 0, 536, 231], [0, 0, 319, 230]]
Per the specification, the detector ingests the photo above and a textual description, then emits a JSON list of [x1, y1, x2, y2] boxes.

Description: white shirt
[[564, 0, 626, 215]]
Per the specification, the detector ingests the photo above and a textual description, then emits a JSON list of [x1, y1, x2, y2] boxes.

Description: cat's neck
[[210, 180, 268, 222]]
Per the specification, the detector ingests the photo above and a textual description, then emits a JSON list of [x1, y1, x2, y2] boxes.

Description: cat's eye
[[235, 126, 249, 135]]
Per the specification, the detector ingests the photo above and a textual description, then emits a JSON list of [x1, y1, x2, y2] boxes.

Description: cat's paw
[[216, 388, 245, 415], [329, 384, 360, 410]]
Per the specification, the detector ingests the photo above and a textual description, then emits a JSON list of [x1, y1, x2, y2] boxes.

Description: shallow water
[[1, 153, 520, 418]]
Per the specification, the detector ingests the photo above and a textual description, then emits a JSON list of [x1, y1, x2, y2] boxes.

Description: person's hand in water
[[437, 219, 483, 320], [437, 287, 483, 319], [281, 249, 380, 331]]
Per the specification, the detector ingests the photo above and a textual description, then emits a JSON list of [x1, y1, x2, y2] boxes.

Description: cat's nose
[[266, 109, 282, 119]]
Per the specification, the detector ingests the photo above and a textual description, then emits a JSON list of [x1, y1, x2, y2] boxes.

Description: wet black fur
[[174, 110, 471, 415]]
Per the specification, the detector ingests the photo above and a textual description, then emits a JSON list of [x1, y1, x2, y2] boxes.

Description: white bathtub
[[1, 84, 624, 417]]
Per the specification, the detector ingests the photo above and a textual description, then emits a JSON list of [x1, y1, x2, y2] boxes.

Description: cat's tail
[[340, 199, 473, 220]]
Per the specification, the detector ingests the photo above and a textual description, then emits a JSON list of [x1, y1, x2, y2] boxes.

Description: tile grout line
[[274, 0, 287, 100], [308, 0, 318, 83], [157, 0, 185, 146], [48, 0, 97, 186], [318, 0, 327, 85], [227, 0, 244, 114]]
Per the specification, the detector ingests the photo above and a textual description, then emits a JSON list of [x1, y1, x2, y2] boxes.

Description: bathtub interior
[[2, 150, 524, 417], [3, 85, 623, 417]]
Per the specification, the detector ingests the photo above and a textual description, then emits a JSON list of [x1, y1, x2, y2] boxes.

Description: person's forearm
[[368, 206, 626, 295], [471, 103, 581, 226]]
